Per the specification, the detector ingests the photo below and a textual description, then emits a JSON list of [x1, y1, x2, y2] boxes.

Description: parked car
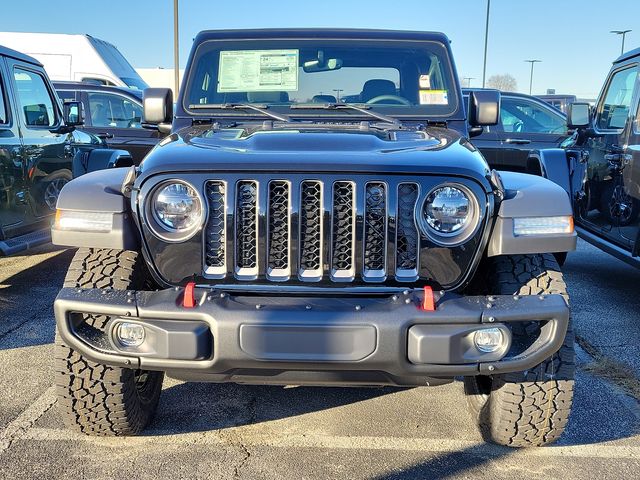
[[531, 48, 640, 268], [54, 82, 163, 164], [463, 89, 570, 172], [0, 45, 132, 255], [52, 29, 577, 447], [536, 94, 577, 114], [0, 32, 148, 89]]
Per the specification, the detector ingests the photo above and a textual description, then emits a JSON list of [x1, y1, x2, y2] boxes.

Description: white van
[[0, 32, 148, 90]]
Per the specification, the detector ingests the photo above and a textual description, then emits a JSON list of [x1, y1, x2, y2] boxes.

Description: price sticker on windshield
[[419, 89, 448, 105], [218, 50, 299, 93]]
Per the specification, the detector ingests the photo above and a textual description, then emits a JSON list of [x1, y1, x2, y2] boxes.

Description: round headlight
[[420, 184, 480, 245], [152, 182, 203, 233]]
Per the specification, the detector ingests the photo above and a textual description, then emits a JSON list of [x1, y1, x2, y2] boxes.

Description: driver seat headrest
[[361, 79, 397, 102]]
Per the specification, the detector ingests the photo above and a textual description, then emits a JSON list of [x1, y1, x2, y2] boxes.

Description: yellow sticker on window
[[419, 90, 448, 105]]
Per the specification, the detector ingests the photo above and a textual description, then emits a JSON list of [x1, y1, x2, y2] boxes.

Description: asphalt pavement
[[0, 241, 638, 479]]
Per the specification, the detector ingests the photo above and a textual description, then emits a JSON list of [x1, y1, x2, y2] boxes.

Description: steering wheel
[[366, 95, 411, 106]]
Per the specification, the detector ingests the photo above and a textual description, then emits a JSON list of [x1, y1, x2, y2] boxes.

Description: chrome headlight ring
[[145, 180, 206, 243], [416, 183, 482, 247]]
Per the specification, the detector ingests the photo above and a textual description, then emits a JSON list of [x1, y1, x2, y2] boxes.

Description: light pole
[[333, 89, 343, 102], [173, 0, 180, 97], [610, 30, 632, 55], [463, 77, 475, 88], [525, 59, 541, 95], [482, 0, 491, 88]]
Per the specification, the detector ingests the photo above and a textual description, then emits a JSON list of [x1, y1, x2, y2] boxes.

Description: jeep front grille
[[203, 176, 423, 284]]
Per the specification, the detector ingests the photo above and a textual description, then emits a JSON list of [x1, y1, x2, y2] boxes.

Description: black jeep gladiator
[[51, 29, 577, 447]]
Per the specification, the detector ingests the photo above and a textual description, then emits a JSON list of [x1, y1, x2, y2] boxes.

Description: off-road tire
[[55, 248, 164, 436], [464, 253, 575, 447]]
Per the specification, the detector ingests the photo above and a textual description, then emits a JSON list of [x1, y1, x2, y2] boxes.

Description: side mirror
[[143, 88, 173, 135], [567, 102, 590, 129], [63, 101, 84, 126], [469, 90, 501, 126]]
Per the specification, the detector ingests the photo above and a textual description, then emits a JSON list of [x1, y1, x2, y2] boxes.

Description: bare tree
[[486, 74, 518, 92]]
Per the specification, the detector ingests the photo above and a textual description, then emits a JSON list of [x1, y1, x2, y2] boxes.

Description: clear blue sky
[[3, 0, 638, 98]]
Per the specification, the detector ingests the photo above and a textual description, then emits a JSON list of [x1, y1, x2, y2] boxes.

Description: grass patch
[[577, 335, 640, 400]]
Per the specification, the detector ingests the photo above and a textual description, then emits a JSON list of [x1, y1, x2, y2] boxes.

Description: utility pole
[[332, 89, 343, 102], [173, 0, 180, 97], [610, 30, 632, 55], [463, 77, 475, 88], [482, 0, 491, 88], [525, 59, 541, 95]]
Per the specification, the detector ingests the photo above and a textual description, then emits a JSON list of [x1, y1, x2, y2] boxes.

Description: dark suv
[[0, 46, 129, 255], [54, 82, 163, 164], [51, 29, 577, 447], [531, 48, 640, 268]]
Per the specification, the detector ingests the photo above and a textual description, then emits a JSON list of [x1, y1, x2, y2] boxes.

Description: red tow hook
[[421, 286, 435, 311], [183, 281, 196, 308]]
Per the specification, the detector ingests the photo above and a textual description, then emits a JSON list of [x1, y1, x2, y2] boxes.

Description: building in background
[[136, 68, 185, 97]]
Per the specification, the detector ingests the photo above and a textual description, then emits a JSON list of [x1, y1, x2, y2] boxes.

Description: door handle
[[505, 138, 531, 145], [96, 132, 114, 140]]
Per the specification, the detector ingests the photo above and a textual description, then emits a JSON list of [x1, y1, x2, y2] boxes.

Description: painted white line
[[21, 427, 640, 459], [0, 386, 56, 455]]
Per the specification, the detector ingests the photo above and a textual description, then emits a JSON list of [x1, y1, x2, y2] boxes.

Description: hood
[[138, 124, 491, 189]]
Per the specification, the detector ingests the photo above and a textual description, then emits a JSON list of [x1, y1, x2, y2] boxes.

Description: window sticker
[[217, 50, 299, 93], [419, 75, 431, 89], [419, 89, 448, 105]]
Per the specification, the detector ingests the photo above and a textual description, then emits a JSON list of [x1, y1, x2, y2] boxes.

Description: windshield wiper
[[189, 103, 292, 123], [290, 103, 402, 126]]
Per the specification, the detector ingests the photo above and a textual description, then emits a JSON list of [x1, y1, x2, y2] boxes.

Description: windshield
[[120, 76, 149, 90], [89, 37, 149, 90], [185, 39, 459, 118]]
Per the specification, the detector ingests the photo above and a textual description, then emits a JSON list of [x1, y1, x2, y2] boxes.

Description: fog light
[[474, 328, 504, 353], [116, 322, 145, 347]]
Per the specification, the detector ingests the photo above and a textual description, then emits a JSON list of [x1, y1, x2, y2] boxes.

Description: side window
[[0, 71, 7, 124], [597, 66, 637, 130], [13, 68, 57, 127], [500, 98, 566, 134], [87, 92, 143, 129]]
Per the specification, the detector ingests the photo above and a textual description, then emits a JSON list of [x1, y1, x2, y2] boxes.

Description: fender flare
[[52, 167, 139, 250], [527, 148, 571, 195]]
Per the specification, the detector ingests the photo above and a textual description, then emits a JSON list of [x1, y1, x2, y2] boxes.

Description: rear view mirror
[[567, 102, 590, 129], [143, 88, 173, 134], [63, 101, 84, 126], [468, 90, 500, 126]]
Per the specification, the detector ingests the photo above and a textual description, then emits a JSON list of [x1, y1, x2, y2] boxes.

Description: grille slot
[[363, 182, 387, 280], [299, 181, 323, 281], [331, 181, 355, 281], [267, 181, 291, 280], [396, 183, 419, 279], [235, 181, 258, 279], [204, 181, 226, 277]]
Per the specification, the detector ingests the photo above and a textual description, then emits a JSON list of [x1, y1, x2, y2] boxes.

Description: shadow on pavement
[[0, 246, 73, 350]]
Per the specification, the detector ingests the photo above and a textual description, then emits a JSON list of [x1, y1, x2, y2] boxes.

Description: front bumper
[[54, 287, 569, 387]]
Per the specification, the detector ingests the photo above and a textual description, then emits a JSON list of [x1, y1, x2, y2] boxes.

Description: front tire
[[464, 254, 575, 447], [55, 248, 164, 436]]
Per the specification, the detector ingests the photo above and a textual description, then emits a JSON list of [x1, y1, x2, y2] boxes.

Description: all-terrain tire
[[463, 253, 575, 447], [55, 248, 164, 436]]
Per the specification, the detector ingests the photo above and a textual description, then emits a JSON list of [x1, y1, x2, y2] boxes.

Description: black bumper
[[54, 287, 569, 387]]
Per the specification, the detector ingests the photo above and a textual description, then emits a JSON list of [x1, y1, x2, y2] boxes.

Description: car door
[[83, 90, 160, 163], [578, 63, 639, 250], [0, 56, 29, 238], [625, 94, 640, 255], [8, 61, 73, 218], [497, 96, 568, 172]]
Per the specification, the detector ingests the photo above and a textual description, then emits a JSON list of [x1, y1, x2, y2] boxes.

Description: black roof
[[614, 47, 640, 64], [194, 28, 450, 44], [0, 44, 42, 66], [52, 81, 143, 101]]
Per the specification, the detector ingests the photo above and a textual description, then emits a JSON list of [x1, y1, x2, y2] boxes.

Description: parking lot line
[[18, 426, 640, 460], [0, 386, 56, 455]]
